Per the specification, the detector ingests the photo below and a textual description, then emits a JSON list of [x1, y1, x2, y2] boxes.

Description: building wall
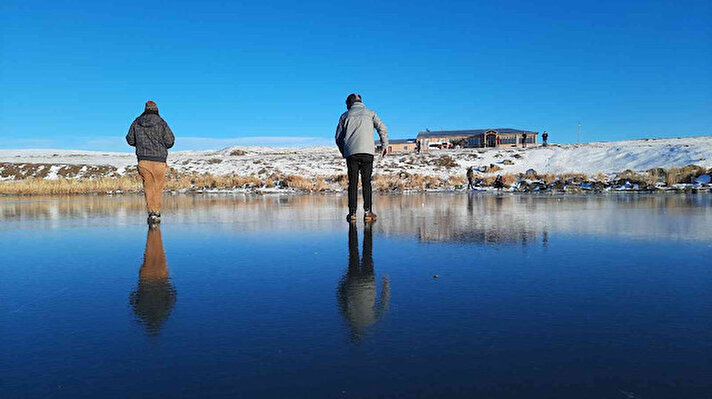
[[388, 143, 415, 153], [418, 132, 538, 150], [417, 136, 469, 150]]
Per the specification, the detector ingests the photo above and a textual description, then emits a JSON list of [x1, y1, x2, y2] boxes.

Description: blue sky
[[1, 0, 710, 150]]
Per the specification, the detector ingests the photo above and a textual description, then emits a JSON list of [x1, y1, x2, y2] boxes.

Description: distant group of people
[[127, 94, 388, 225]]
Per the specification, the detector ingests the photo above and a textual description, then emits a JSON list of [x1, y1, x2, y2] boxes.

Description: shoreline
[[1, 137, 710, 195], [1, 184, 710, 197]]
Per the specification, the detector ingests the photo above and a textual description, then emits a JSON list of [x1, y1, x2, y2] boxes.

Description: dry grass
[[164, 173, 262, 190], [482, 164, 502, 173], [433, 155, 458, 168], [229, 149, 247, 156], [560, 173, 588, 183], [1, 164, 708, 195], [0, 176, 143, 195], [666, 165, 707, 185], [481, 173, 517, 186]]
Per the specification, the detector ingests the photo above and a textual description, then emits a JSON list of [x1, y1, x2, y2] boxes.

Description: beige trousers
[[139, 227, 168, 281], [137, 160, 167, 213]]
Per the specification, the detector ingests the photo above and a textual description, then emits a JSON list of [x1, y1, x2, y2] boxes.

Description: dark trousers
[[346, 154, 374, 213]]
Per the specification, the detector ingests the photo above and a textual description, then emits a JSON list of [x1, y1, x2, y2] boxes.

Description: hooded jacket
[[335, 102, 388, 158], [126, 113, 175, 162]]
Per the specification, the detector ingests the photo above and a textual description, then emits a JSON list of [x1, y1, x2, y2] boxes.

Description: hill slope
[[0, 136, 710, 181]]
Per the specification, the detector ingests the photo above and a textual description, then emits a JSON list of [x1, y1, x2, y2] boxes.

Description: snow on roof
[[386, 139, 416, 144]]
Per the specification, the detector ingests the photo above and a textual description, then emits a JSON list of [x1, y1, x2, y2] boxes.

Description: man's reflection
[[337, 222, 389, 341], [129, 226, 176, 336]]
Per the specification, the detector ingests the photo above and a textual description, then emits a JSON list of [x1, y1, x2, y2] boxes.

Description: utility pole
[[577, 121, 582, 144]]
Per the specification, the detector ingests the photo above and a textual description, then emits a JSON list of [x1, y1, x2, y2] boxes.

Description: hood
[[137, 113, 162, 128]]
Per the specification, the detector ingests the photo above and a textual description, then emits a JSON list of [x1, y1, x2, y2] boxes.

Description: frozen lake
[[1, 193, 711, 398]]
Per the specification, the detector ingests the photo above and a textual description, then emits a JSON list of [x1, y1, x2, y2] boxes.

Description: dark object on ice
[[433, 274, 439, 279], [694, 174, 711, 184], [147, 211, 161, 225], [502, 159, 514, 165], [525, 168, 537, 176]]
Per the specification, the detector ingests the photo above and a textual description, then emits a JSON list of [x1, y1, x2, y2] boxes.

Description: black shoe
[[346, 213, 357, 223], [147, 212, 161, 225], [364, 211, 378, 222]]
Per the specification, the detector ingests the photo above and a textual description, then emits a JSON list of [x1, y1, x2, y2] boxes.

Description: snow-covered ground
[[0, 136, 710, 180]]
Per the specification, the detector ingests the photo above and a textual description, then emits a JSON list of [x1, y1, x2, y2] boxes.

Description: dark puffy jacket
[[126, 114, 175, 162]]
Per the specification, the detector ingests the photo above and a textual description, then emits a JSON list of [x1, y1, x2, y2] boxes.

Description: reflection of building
[[337, 223, 389, 341], [416, 128, 538, 150], [5, 194, 711, 242], [129, 226, 176, 336]]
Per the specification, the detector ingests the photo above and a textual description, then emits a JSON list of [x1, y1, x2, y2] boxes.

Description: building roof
[[417, 128, 538, 139], [388, 139, 416, 144]]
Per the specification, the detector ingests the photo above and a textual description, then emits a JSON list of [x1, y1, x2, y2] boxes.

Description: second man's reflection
[[337, 223, 390, 341], [129, 226, 176, 336]]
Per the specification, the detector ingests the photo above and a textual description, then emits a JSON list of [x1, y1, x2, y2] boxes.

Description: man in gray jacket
[[126, 101, 175, 225], [335, 93, 389, 222]]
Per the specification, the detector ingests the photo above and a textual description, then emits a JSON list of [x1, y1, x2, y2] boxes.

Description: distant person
[[494, 174, 504, 190], [496, 137, 501, 147], [126, 101, 175, 225], [129, 226, 176, 337], [542, 131, 549, 146], [466, 166, 475, 190], [416, 141, 421, 154], [337, 222, 389, 341], [522, 133, 527, 148], [335, 93, 388, 222]]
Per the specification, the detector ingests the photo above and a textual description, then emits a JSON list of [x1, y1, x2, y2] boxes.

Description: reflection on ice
[[1, 193, 710, 243], [337, 223, 390, 341], [129, 226, 176, 336]]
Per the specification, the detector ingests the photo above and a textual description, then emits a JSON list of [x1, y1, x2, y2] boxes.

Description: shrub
[[434, 155, 458, 168]]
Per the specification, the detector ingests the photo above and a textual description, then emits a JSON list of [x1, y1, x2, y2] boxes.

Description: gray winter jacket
[[126, 113, 175, 162], [335, 102, 388, 158]]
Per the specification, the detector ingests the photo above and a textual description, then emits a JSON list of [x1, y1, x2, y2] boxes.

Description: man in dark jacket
[[335, 93, 388, 222], [126, 101, 175, 224], [466, 166, 475, 190]]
